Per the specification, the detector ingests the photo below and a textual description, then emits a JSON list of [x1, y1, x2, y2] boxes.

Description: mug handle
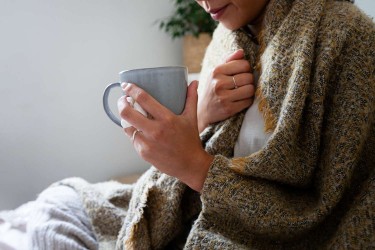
[[103, 82, 122, 127]]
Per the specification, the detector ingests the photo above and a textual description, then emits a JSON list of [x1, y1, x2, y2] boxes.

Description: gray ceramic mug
[[103, 66, 188, 127]]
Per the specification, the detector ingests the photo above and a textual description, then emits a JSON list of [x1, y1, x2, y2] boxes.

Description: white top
[[232, 38, 271, 156], [233, 97, 271, 157]]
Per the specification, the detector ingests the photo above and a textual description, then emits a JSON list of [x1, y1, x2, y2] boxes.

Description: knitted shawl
[[55, 0, 375, 249]]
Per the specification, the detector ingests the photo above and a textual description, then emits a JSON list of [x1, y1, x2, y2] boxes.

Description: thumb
[[224, 49, 244, 63], [182, 80, 199, 120]]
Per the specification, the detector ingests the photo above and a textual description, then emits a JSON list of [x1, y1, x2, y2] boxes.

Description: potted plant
[[157, 0, 218, 73]]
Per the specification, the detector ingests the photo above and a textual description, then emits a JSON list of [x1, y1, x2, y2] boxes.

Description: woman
[[1, 0, 374, 249]]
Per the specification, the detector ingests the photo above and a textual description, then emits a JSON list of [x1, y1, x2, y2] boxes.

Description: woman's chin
[[219, 20, 241, 31]]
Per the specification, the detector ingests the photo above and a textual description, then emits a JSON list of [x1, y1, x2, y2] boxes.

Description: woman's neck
[[248, 8, 266, 37], [246, 1, 269, 39], [242, 19, 263, 45]]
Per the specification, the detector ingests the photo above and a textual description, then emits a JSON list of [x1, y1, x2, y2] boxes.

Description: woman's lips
[[208, 5, 228, 21]]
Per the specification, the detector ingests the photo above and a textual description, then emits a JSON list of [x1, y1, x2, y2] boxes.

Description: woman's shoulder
[[317, 1, 375, 63], [322, 1, 375, 39]]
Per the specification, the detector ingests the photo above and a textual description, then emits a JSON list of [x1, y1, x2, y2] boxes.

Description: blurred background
[[0, 0, 374, 210], [0, 0, 182, 210]]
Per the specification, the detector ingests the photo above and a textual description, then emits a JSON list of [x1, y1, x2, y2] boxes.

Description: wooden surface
[[112, 173, 143, 184]]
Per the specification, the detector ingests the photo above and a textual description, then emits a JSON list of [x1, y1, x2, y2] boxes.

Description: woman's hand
[[197, 49, 255, 132], [118, 81, 214, 192]]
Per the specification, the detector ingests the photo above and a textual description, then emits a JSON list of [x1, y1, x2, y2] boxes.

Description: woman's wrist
[[198, 114, 209, 133], [181, 151, 214, 192]]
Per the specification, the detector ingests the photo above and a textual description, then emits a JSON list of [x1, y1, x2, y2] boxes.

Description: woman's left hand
[[118, 81, 214, 192]]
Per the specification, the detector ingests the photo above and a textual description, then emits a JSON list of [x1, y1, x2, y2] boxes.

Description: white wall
[[0, 0, 182, 209], [356, 0, 375, 18]]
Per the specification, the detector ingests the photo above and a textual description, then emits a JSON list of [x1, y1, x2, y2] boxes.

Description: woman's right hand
[[197, 49, 255, 133]]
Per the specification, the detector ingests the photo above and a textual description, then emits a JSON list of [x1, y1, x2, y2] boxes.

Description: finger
[[232, 98, 254, 112], [214, 59, 251, 76], [224, 49, 244, 63], [223, 73, 254, 90], [118, 95, 154, 132], [228, 84, 255, 102], [182, 80, 199, 121], [124, 126, 145, 146], [123, 83, 170, 120], [124, 126, 136, 138]]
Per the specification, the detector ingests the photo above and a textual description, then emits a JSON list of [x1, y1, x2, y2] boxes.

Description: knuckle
[[161, 115, 176, 130], [123, 127, 132, 136], [241, 60, 251, 72], [217, 96, 225, 105], [213, 79, 222, 93], [219, 98, 232, 115], [134, 89, 148, 103], [151, 128, 164, 141], [126, 83, 136, 93], [120, 105, 132, 120], [164, 114, 175, 124], [211, 66, 222, 76], [138, 143, 151, 159]]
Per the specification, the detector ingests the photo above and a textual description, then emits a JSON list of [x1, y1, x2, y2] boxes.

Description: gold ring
[[232, 76, 238, 89], [132, 130, 140, 142]]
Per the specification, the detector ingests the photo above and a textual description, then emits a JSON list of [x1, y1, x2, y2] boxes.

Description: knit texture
[[55, 0, 374, 249], [29, 186, 98, 250]]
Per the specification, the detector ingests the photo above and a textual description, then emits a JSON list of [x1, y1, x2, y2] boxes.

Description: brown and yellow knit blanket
[[56, 0, 375, 249]]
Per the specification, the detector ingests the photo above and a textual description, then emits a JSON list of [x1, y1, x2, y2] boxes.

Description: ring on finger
[[132, 129, 141, 142], [232, 76, 238, 89]]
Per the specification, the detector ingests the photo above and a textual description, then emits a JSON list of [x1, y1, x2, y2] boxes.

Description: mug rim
[[119, 66, 187, 75]]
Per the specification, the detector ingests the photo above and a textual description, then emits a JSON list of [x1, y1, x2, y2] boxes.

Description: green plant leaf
[[156, 0, 217, 39]]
